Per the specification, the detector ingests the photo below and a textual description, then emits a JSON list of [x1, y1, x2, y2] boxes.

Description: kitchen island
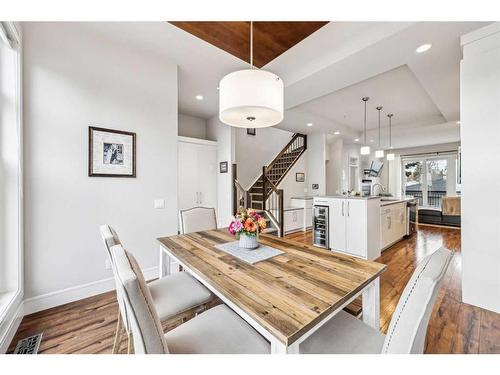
[[313, 195, 381, 260]]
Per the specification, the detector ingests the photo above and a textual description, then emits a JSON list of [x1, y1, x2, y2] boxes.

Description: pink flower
[[228, 219, 243, 235]]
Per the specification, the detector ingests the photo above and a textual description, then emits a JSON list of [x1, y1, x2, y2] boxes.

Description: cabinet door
[[381, 208, 392, 249], [296, 209, 305, 230], [178, 141, 200, 211], [330, 200, 346, 252], [196, 143, 217, 209], [345, 199, 367, 258]]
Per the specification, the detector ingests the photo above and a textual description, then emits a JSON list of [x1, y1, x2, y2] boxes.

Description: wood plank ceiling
[[169, 22, 329, 68]]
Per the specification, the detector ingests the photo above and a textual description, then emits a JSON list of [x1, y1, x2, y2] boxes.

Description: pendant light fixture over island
[[218, 21, 284, 128], [375, 106, 384, 158], [386, 113, 395, 161], [360, 97, 370, 155]]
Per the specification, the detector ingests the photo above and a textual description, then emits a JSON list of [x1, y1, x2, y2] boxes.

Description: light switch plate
[[154, 199, 165, 209]]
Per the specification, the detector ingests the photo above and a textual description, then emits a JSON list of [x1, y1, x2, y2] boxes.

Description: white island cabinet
[[313, 196, 381, 260]]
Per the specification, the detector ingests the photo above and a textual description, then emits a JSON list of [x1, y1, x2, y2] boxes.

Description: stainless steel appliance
[[361, 179, 372, 196], [313, 205, 329, 248], [406, 200, 418, 236]]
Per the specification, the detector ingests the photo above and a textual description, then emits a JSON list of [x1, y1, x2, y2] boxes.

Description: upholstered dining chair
[[99, 225, 215, 353], [110, 243, 270, 354], [179, 207, 217, 234], [300, 247, 453, 354]]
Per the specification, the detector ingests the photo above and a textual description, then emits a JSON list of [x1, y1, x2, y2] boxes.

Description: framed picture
[[296, 172, 305, 182], [88, 126, 136, 177], [219, 161, 228, 173], [246, 128, 256, 136]]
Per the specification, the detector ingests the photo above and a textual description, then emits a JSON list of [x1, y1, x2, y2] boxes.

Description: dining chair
[[179, 207, 217, 234], [110, 243, 270, 354], [300, 247, 453, 354], [99, 225, 215, 353]]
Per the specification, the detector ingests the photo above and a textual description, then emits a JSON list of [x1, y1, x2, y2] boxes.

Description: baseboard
[[23, 266, 158, 316], [0, 300, 24, 354]]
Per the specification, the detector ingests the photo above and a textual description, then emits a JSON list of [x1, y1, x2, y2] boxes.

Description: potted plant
[[228, 207, 267, 249]]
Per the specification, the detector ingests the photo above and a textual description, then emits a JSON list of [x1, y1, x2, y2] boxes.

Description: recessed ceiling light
[[354, 138, 360, 142], [195, 95, 204, 100], [416, 43, 432, 53], [306, 123, 313, 127], [369, 139, 374, 143], [333, 131, 340, 135], [456, 121, 461, 125]]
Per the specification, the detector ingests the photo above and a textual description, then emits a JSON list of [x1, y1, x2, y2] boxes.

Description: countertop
[[380, 196, 417, 207], [290, 196, 314, 200], [314, 195, 381, 200]]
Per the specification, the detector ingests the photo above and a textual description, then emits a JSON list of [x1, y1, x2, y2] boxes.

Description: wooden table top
[[158, 229, 386, 345]]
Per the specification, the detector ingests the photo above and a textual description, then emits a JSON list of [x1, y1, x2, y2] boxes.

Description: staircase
[[233, 133, 307, 237]]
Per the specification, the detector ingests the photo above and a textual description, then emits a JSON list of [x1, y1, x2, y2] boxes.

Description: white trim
[[0, 298, 23, 353], [461, 22, 500, 47], [23, 266, 158, 316], [177, 135, 217, 146]]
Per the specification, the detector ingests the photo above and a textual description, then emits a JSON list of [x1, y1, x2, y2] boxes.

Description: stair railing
[[232, 163, 250, 215], [264, 133, 307, 187], [262, 166, 284, 237]]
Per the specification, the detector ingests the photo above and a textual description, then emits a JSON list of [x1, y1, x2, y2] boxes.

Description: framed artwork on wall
[[296, 172, 305, 182], [246, 128, 256, 136], [220, 161, 228, 173], [88, 126, 136, 177]]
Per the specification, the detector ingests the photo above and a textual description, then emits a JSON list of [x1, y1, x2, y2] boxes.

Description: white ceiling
[[298, 65, 446, 131], [77, 21, 490, 148]]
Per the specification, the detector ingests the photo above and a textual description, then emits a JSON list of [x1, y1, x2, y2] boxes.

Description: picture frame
[[88, 126, 136, 177], [296, 172, 305, 182], [246, 128, 256, 136], [219, 161, 228, 173]]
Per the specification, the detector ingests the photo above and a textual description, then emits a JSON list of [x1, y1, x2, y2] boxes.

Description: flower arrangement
[[228, 207, 267, 239]]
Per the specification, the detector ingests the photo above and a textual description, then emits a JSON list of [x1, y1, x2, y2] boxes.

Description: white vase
[[239, 233, 259, 249]]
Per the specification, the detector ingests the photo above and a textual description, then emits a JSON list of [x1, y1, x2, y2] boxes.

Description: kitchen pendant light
[[360, 97, 370, 155], [375, 106, 384, 158], [219, 21, 284, 128], [386, 113, 395, 161]]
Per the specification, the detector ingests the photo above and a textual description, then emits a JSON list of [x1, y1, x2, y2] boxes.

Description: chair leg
[[127, 332, 133, 354], [112, 310, 123, 354]]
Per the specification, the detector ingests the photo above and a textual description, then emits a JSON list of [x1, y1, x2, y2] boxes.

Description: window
[[402, 152, 458, 208], [0, 22, 22, 324]]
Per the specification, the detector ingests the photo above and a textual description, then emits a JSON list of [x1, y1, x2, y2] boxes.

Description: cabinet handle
[[347, 202, 350, 217], [342, 201, 344, 216], [199, 192, 202, 205]]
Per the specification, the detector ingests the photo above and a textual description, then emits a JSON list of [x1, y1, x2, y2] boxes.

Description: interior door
[[196, 143, 217, 208], [345, 199, 366, 258], [330, 200, 346, 252], [178, 141, 200, 211]]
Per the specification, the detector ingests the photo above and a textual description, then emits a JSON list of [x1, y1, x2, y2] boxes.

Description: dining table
[[157, 229, 387, 354]]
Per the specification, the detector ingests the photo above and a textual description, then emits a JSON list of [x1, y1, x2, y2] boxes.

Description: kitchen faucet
[[372, 183, 386, 196]]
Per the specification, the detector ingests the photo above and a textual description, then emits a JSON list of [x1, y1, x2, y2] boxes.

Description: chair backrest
[[382, 247, 453, 354], [99, 225, 129, 332], [179, 207, 217, 234], [99, 224, 121, 258], [111, 244, 170, 354]]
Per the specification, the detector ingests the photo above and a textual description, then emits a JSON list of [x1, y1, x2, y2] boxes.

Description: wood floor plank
[[7, 225, 500, 354]]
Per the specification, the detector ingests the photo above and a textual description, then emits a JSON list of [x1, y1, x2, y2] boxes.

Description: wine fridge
[[313, 205, 329, 249]]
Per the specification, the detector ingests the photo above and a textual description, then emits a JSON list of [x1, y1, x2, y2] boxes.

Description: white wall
[[23, 23, 178, 302], [234, 127, 294, 189], [206, 116, 235, 227], [280, 151, 308, 205], [307, 132, 327, 196], [461, 23, 500, 313], [178, 113, 207, 140], [326, 138, 343, 195]]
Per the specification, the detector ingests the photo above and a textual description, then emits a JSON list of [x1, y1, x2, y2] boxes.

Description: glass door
[[403, 160, 425, 206], [426, 159, 448, 208]]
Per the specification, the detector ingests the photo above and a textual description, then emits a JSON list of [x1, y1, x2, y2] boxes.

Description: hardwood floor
[[8, 225, 500, 354]]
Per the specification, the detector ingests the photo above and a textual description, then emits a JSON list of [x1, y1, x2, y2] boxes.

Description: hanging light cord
[[250, 21, 253, 69], [377, 106, 382, 148], [388, 113, 393, 148], [362, 97, 369, 145]]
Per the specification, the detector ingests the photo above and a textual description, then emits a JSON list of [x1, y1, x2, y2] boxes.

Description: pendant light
[[386, 113, 395, 161], [375, 106, 384, 158], [219, 21, 284, 128], [360, 97, 370, 155]]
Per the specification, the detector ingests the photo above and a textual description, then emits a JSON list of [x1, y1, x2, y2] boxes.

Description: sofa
[[418, 197, 461, 227]]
